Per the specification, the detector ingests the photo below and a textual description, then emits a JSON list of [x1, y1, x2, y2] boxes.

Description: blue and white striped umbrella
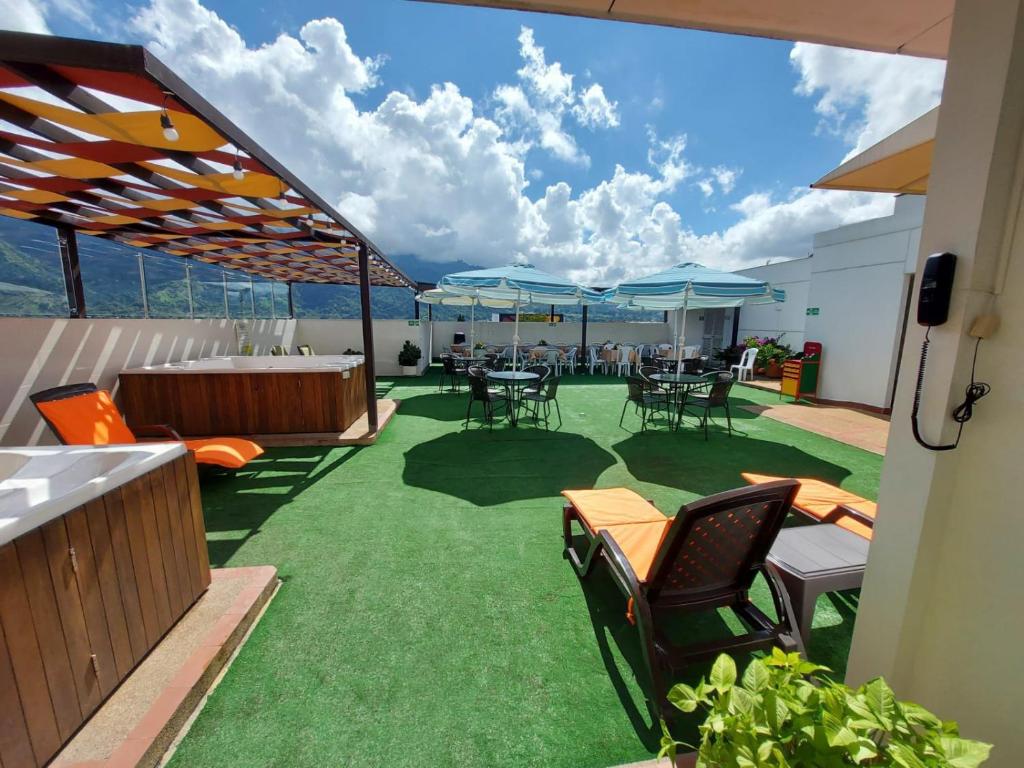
[[604, 262, 785, 369], [438, 263, 605, 370]]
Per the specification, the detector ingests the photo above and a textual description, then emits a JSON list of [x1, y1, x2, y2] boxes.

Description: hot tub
[[0, 444, 209, 767], [0, 443, 185, 545], [118, 355, 368, 436]]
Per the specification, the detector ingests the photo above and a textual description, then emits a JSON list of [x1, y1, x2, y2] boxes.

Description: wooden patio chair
[[31, 382, 264, 470], [562, 480, 804, 713]]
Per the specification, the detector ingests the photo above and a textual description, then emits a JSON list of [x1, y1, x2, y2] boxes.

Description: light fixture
[[159, 95, 179, 142], [232, 153, 245, 181]]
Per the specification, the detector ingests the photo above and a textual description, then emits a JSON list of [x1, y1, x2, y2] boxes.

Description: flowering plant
[[744, 335, 792, 367]]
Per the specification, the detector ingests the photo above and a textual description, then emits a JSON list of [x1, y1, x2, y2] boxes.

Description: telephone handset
[[911, 252, 990, 451]]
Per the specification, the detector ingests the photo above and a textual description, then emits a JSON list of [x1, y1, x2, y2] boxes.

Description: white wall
[[806, 195, 923, 409], [736, 198, 924, 410], [737, 257, 813, 348], [294, 319, 430, 376], [0, 317, 294, 446], [0, 316, 435, 447], [427, 320, 674, 353], [848, 4, 1024, 764]]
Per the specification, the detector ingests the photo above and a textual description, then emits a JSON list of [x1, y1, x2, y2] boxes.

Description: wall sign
[[806, 307, 820, 316]]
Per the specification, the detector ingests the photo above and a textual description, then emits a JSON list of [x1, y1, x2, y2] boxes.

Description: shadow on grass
[[199, 446, 362, 566], [402, 430, 616, 505], [612, 430, 852, 499]]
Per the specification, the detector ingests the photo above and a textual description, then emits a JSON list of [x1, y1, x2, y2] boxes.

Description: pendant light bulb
[[232, 156, 245, 181], [160, 111, 179, 142]]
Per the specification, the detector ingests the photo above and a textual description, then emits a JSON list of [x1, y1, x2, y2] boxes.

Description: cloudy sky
[[2, 0, 946, 284]]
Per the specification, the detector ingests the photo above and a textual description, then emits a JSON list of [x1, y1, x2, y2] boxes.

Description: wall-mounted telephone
[[911, 252, 992, 451]]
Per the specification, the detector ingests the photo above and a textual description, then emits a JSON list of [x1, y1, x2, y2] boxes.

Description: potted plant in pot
[[474, 341, 486, 357], [660, 649, 992, 767], [398, 340, 422, 376]]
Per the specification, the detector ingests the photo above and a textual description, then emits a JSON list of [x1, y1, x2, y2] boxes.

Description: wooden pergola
[[0, 31, 415, 432]]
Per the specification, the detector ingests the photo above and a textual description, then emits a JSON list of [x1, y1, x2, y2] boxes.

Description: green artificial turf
[[168, 371, 881, 768]]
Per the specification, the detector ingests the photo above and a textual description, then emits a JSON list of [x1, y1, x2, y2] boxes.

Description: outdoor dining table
[[486, 370, 540, 427], [649, 372, 706, 430]]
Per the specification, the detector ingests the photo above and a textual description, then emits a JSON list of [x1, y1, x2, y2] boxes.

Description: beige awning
[[415, 0, 953, 59], [811, 107, 938, 195]]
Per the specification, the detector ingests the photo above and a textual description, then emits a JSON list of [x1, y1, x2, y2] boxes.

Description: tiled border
[[58, 566, 278, 768]]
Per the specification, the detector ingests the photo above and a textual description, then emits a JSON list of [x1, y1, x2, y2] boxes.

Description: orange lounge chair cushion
[[741, 472, 876, 540], [562, 488, 668, 528], [36, 390, 138, 445], [184, 438, 264, 470], [562, 487, 671, 581]]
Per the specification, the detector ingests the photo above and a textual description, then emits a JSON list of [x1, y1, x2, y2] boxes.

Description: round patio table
[[486, 370, 540, 427], [650, 372, 706, 431]]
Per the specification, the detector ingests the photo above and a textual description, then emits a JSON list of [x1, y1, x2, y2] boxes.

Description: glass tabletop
[[487, 371, 540, 382], [650, 373, 705, 385]]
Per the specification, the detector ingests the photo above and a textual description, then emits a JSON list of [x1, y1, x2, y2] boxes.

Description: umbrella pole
[[470, 301, 475, 359], [676, 288, 689, 373], [512, 290, 521, 372]]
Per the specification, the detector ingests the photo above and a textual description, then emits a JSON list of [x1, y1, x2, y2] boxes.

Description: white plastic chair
[[616, 345, 635, 377], [731, 347, 758, 381], [544, 348, 562, 376], [588, 345, 605, 375], [565, 347, 578, 374]]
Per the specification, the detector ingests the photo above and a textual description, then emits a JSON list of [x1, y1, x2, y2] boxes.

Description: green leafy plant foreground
[[661, 649, 992, 768]]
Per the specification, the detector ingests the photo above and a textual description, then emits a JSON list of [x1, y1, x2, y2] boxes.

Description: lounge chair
[[562, 480, 804, 712], [31, 383, 264, 470], [297, 344, 315, 356], [740, 472, 876, 540]]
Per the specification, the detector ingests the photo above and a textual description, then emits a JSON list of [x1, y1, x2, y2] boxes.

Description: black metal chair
[[637, 365, 669, 394], [439, 354, 467, 393], [620, 376, 669, 431], [522, 364, 550, 396], [681, 377, 735, 439], [521, 376, 562, 429], [464, 369, 508, 430], [562, 479, 804, 716]]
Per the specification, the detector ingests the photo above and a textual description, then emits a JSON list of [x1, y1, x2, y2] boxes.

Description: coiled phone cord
[[911, 326, 990, 451]]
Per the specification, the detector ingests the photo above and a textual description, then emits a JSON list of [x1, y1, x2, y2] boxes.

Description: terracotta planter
[[765, 361, 783, 378]]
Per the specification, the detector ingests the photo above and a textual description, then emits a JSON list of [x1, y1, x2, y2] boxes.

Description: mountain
[[387, 253, 483, 284]]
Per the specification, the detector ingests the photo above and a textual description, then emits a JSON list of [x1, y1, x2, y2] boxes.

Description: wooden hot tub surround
[[118, 360, 368, 437], [0, 453, 210, 768]]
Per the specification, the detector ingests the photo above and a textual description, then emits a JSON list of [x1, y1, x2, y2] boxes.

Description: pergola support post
[[414, 294, 420, 320], [287, 282, 295, 318], [357, 241, 379, 433], [56, 225, 85, 318], [731, 306, 741, 347]]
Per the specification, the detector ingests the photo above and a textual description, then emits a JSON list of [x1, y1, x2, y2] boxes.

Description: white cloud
[[492, 26, 620, 166], [791, 42, 945, 159], [1, 0, 51, 32], [8, 0, 943, 286], [696, 165, 740, 198], [572, 83, 619, 129]]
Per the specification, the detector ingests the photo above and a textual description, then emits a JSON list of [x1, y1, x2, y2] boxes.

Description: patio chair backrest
[[638, 365, 661, 382], [738, 347, 758, 370], [545, 349, 560, 365], [704, 379, 734, 407], [30, 382, 138, 446], [491, 357, 506, 372], [588, 346, 601, 364], [619, 345, 634, 362], [297, 344, 314, 356], [541, 376, 561, 400], [625, 376, 647, 404], [466, 365, 488, 379], [646, 479, 799, 605], [466, 373, 493, 401], [441, 355, 458, 375], [525, 364, 550, 382]]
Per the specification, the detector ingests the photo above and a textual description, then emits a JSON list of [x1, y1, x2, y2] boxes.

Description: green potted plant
[[474, 341, 486, 356], [661, 649, 992, 767], [398, 340, 422, 376]]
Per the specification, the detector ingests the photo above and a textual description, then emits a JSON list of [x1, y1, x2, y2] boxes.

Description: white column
[[846, 1, 1024, 762]]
